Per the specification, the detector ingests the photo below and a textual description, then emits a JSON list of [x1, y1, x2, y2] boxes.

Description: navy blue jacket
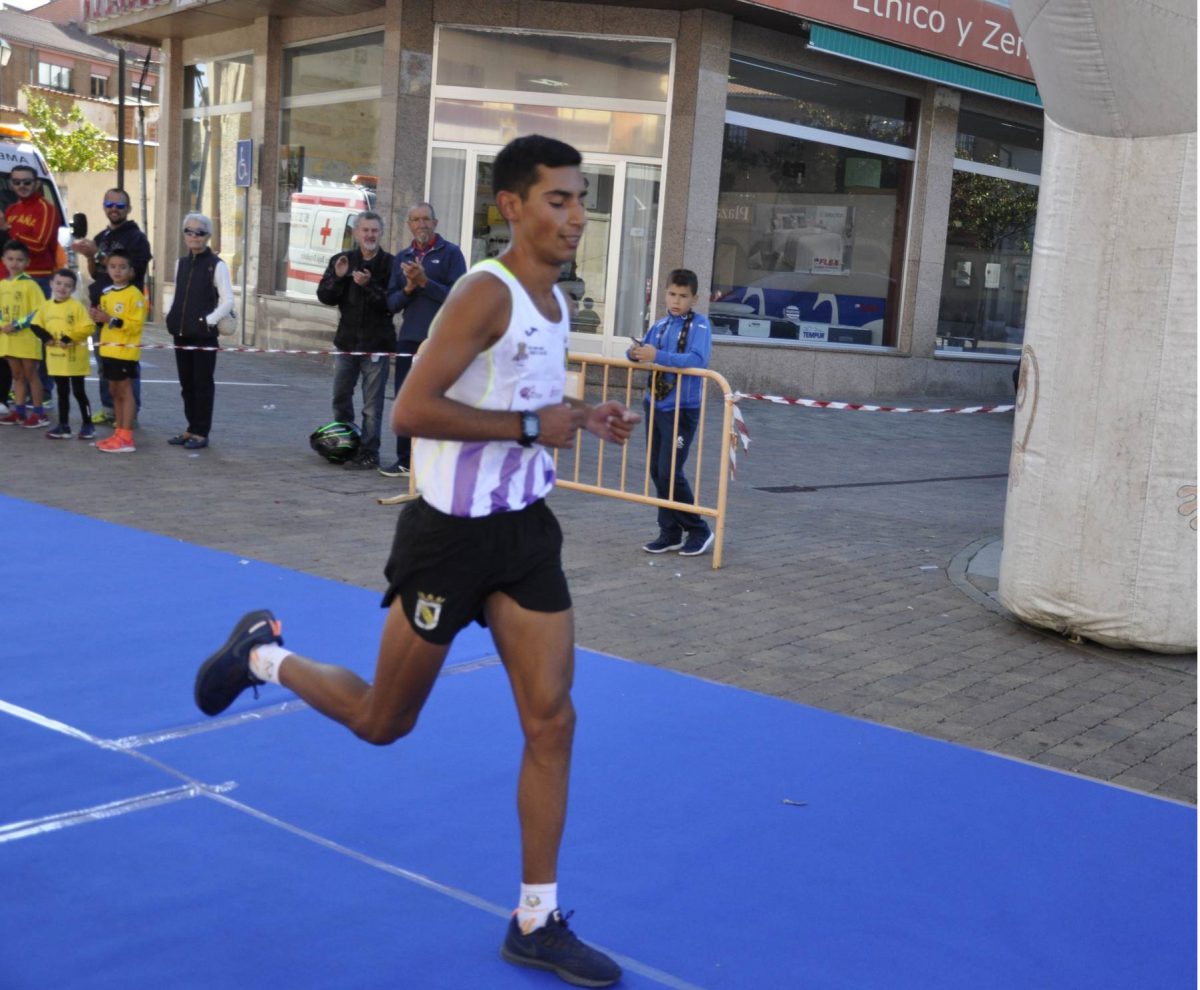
[[386, 237, 467, 344]]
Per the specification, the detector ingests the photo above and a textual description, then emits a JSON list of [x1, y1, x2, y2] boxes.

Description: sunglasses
[[9, 178, 35, 187], [103, 201, 129, 209], [183, 228, 210, 237]]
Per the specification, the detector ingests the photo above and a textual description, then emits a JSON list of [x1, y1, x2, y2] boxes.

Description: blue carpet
[[0, 493, 1194, 989]]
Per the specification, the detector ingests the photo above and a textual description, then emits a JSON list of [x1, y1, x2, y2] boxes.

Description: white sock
[[249, 643, 290, 685], [516, 882, 558, 934]]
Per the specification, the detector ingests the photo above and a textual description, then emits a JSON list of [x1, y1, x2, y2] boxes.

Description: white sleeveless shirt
[[414, 258, 568, 517]]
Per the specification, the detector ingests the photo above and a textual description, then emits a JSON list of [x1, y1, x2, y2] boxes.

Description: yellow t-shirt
[[32, 297, 93, 377], [97, 283, 147, 362], [0, 275, 47, 360]]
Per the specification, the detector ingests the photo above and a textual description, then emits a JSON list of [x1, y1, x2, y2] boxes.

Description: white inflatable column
[[1001, 1, 1197, 652]]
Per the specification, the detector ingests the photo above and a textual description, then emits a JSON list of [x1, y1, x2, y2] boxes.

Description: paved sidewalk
[[2, 326, 1194, 803]]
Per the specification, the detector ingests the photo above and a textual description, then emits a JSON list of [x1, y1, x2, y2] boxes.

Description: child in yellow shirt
[[0, 240, 49, 427], [28, 268, 95, 440], [88, 249, 146, 453]]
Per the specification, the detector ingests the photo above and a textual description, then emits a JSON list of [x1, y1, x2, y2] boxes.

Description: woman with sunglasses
[[164, 213, 233, 450]]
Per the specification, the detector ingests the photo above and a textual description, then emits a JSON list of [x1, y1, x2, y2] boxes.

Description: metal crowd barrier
[[380, 353, 734, 570], [558, 354, 733, 570]]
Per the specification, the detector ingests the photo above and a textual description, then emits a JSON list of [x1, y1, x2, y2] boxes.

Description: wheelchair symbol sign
[[236, 140, 253, 188]]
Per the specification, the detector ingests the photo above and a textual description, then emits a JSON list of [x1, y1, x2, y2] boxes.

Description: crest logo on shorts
[[414, 593, 446, 631]]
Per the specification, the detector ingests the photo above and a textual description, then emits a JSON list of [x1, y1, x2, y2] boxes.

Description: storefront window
[[727, 56, 915, 147], [275, 33, 383, 298], [713, 60, 916, 348], [937, 112, 1041, 357], [437, 28, 670, 102], [181, 55, 253, 285]]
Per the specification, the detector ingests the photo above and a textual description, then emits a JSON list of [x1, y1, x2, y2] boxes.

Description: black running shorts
[[382, 497, 572, 645], [100, 357, 140, 381]]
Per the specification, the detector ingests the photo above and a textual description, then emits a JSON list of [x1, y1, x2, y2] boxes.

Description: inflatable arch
[[1000, 0, 1196, 652]]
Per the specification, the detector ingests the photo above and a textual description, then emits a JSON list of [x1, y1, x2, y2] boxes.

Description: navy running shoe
[[194, 609, 283, 716], [500, 909, 621, 988]]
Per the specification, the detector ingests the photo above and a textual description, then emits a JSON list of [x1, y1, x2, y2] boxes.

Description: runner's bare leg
[[278, 601, 450, 744], [485, 591, 576, 884]]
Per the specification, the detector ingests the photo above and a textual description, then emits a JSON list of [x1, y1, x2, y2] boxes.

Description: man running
[[195, 134, 636, 988]]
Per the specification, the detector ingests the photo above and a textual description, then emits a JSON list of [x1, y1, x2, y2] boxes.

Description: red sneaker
[[96, 433, 136, 453], [0, 410, 22, 425], [20, 413, 49, 429]]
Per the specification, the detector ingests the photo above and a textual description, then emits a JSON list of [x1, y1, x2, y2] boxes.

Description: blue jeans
[[646, 405, 707, 537], [333, 353, 388, 455]]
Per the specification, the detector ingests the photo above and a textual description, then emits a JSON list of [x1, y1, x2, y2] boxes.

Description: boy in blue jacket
[[628, 268, 714, 556]]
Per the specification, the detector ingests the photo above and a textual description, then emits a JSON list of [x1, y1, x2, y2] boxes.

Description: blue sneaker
[[642, 533, 684, 554], [194, 610, 283, 716], [679, 530, 714, 557], [78, 423, 96, 441], [500, 910, 621, 988]]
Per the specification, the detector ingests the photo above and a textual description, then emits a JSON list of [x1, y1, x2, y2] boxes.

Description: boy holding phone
[[627, 268, 714, 556]]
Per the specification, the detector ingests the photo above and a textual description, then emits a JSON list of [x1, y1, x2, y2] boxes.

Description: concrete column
[[250, 16, 281, 324], [386, 0, 435, 241], [661, 9, 731, 305], [153, 36, 184, 319], [905, 84, 959, 358]]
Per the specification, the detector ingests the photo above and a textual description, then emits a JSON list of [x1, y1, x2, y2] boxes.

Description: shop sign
[[744, 0, 1033, 81], [84, 0, 171, 21]]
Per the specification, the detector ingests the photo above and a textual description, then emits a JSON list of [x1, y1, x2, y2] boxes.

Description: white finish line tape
[[0, 783, 234, 844], [0, 690, 701, 990]]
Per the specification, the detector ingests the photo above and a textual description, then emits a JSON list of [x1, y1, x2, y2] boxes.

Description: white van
[[0, 123, 87, 254], [285, 176, 377, 299]]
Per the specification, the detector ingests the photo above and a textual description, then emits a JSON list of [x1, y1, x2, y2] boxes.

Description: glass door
[[447, 146, 661, 356]]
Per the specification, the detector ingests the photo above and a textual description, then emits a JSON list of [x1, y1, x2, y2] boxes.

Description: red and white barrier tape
[[99, 342, 413, 358], [731, 392, 1014, 415], [727, 399, 752, 479]]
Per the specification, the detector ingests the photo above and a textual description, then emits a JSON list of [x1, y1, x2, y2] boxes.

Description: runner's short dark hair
[[53, 267, 78, 286], [2, 240, 29, 257], [493, 135, 582, 200]]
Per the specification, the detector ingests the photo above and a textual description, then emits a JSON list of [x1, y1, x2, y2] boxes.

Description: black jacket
[[166, 248, 222, 340], [316, 247, 396, 353], [88, 219, 153, 305]]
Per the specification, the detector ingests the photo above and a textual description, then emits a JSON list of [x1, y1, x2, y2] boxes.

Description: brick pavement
[[2, 325, 1194, 803]]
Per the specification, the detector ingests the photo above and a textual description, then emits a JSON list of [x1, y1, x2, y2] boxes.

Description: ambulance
[[284, 175, 377, 299], [0, 122, 86, 251]]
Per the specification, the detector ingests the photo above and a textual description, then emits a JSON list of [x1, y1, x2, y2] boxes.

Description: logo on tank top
[[414, 592, 445, 631]]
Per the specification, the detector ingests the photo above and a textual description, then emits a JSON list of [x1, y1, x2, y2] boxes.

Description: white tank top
[[414, 258, 569, 517]]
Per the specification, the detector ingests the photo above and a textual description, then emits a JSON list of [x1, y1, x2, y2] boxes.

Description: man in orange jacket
[[0, 164, 58, 293]]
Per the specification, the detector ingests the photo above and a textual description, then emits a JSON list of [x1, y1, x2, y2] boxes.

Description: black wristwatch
[[518, 411, 540, 447]]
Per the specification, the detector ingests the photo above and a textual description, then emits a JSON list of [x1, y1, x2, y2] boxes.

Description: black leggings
[[55, 376, 92, 427]]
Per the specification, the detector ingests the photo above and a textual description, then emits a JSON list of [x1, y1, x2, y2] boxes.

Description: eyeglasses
[[183, 228, 209, 237], [9, 178, 35, 187], [103, 201, 129, 209]]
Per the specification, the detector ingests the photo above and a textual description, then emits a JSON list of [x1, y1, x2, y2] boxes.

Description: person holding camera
[[73, 188, 152, 424], [317, 210, 395, 471]]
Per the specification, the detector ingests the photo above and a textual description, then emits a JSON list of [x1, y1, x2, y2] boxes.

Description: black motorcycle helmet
[[309, 421, 362, 464]]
